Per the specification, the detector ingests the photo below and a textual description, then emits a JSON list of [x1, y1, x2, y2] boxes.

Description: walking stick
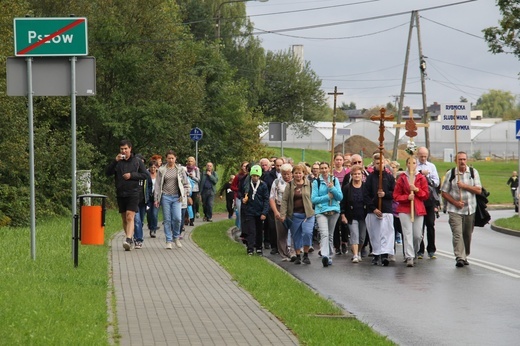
[[370, 108, 394, 211], [453, 109, 462, 201], [404, 117, 418, 222]]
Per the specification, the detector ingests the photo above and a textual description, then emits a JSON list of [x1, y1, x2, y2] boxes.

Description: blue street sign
[[516, 119, 520, 140], [190, 127, 203, 141]]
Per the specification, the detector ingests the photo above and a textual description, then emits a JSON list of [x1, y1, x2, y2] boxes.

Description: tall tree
[[475, 89, 516, 118], [259, 50, 327, 126], [483, 0, 520, 64]]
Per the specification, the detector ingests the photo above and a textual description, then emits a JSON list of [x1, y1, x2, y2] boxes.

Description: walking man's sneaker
[[150, 230, 156, 238], [166, 242, 173, 250], [175, 239, 183, 248], [123, 238, 132, 251], [134, 241, 143, 249]]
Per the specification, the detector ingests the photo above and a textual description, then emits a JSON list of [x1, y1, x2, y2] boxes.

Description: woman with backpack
[[311, 161, 343, 267]]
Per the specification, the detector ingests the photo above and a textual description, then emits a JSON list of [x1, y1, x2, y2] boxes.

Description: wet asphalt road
[[265, 209, 520, 346]]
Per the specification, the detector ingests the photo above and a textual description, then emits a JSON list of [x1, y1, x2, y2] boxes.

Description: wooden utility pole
[[328, 86, 343, 165], [392, 10, 429, 160]]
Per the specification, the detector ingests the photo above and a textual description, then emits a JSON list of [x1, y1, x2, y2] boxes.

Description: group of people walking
[[105, 140, 218, 251], [106, 139, 483, 268], [231, 148, 482, 269]]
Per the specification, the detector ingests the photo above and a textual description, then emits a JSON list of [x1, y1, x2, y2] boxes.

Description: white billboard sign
[[441, 103, 471, 143]]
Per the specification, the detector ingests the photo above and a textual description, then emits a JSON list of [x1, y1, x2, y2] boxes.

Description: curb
[[490, 222, 520, 237]]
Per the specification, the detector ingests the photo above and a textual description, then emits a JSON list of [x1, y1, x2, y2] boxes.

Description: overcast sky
[[246, 0, 520, 110]]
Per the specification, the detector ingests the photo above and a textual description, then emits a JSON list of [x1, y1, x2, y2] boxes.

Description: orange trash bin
[[81, 205, 104, 245]]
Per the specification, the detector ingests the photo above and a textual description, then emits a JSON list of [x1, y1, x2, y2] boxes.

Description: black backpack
[[448, 167, 490, 227]]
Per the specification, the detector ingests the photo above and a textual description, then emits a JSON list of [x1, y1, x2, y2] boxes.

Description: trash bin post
[[74, 194, 107, 267]]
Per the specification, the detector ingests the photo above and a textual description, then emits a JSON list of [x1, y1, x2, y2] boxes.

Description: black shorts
[[117, 196, 139, 213]]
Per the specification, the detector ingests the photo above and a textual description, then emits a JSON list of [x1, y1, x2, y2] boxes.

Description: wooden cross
[[370, 108, 394, 210], [393, 108, 430, 146], [393, 109, 429, 221], [328, 86, 344, 165]]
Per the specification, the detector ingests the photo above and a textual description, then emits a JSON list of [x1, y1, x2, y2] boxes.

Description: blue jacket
[[311, 175, 343, 214]]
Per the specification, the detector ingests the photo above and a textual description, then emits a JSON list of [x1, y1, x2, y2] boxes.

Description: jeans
[[133, 203, 146, 242], [235, 198, 242, 229], [161, 194, 182, 242], [316, 213, 339, 258], [349, 219, 366, 245], [146, 198, 159, 231], [291, 213, 315, 250]]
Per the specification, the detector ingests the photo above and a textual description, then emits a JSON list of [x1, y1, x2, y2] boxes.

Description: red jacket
[[393, 172, 429, 216]]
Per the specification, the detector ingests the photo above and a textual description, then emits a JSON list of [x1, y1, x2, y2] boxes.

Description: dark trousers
[[394, 215, 404, 256], [225, 195, 234, 218], [242, 214, 264, 252], [264, 209, 276, 248], [333, 218, 349, 250], [201, 189, 215, 219], [419, 205, 437, 254], [191, 191, 200, 215]]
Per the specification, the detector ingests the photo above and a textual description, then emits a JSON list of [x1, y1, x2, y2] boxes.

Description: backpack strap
[[449, 166, 475, 183]]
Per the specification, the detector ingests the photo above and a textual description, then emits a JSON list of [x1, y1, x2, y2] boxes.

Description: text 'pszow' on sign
[[14, 17, 88, 57]]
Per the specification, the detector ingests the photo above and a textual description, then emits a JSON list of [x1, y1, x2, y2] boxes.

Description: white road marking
[[435, 249, 520, 278]]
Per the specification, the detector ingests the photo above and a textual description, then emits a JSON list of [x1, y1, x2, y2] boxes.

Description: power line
[[252, 21, 408, 40], [428, 57, 519, 79], [251, 0, 477, 35], [420, 16, 484, 40], [178, 0, 379, 27], [247, 0, 380, 18]]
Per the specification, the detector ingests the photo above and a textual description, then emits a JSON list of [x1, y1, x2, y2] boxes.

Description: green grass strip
[[494, 215, 520, 232], [192, 219, 394, 345], [0, 212, 122, 345]]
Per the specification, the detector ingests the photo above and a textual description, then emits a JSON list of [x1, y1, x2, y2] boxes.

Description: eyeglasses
[[352, 161, 362, 164]]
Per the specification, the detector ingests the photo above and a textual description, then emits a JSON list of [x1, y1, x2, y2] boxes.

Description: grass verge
[[192, 219, 394, 345], [0, 211, 122, 345], [494, 215, 520, 232]]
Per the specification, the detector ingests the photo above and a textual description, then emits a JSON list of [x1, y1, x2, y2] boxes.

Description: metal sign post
[[26, 57, 36, 260], [8, 17, 93, 261], [190, 127, 203, 167], [337, 128, 352, 155], [515, 119, 520, 217]]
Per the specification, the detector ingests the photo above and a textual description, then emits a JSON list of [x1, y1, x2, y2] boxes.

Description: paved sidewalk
[[110, 214, 298, 345]]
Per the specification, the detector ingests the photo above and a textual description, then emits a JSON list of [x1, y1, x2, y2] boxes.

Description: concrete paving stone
[[110, 215, 298, 345]]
